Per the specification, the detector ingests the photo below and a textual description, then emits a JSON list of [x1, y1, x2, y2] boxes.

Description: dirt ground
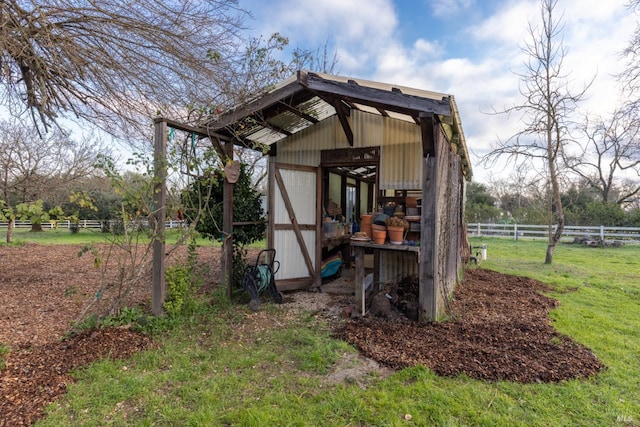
[[0, 244, 604, 426]]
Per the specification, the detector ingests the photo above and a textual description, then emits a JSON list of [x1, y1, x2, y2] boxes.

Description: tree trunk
[[30, 223, 43, 232], [6, 219, 14, 243], [545, 123, 566, 265], [545, 243, 554, 264]]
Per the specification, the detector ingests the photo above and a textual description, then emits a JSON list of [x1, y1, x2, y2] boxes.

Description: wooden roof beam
[[420, 112, 436, 157], [154, 117, 230, 157], [301, 72, 451, 117], [333, 99, 354, 146], [206, 82, 305, 131]]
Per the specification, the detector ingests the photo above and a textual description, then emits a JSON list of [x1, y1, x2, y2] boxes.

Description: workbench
[[350, 240, 420, 316]]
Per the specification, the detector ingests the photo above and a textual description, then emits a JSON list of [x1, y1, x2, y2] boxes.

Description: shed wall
[[276, 110, 423, 189], [434, 127, 464, 316], [381, 117, 422, 190]]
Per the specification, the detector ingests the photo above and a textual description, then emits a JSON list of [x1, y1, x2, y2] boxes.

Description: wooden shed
[[208, 70, 472, 322]]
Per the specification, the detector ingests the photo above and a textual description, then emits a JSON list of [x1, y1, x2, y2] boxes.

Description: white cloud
[[239, 0, 639, 183], [430, 0, 475, 18]]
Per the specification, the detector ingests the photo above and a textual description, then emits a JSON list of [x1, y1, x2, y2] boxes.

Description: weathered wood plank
[[419, 115, 438, 323], [303, 72, 451, 117], [152, 119, 167, 316], [222, 142, 234, 299]]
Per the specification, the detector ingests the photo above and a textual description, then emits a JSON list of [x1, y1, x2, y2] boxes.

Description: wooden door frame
[[320, 147, 380, 219]]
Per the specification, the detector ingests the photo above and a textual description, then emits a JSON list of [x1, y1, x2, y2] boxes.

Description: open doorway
[[320, 147, 379, 223]]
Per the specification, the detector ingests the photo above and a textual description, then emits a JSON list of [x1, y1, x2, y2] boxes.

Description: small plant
[[164, 237, 203, 317], [164, 265, 196, 317], [0, 343, 9, 370], [99, 306, 145, 328], [385, 216, 409, 230]]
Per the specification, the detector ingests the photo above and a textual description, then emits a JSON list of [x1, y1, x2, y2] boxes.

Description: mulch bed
[[0, 328, 155, 426], [334, 268, 604, 382], [0, 245, 604, 425]]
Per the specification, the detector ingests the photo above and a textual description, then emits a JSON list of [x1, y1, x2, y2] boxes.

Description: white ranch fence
[[467, 223, 640, 243], [0, 219, 186, 230]]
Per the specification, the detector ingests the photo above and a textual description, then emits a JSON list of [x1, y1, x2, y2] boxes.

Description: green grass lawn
[[30, 237, 640, 426], [0, 227, 268, 248], [0, 227, 111, 245]]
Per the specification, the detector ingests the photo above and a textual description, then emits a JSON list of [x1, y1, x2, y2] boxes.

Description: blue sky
[[238, 0, 637, 184]]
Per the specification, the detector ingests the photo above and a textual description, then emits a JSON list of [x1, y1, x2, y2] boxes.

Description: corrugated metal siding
[[378, 250, 419, 283], [275, 110, 423, 192], [274, 230, 316, 280], [274, 168, 316, 224], [380, 117, 422, 190], [349, 110, 384, 148], [277, 117, 337, 166], [328, 173, 341, 207], [273, 168, 317, 280]]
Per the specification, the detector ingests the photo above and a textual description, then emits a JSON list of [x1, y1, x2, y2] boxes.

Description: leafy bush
[[182, 163, 265, 288], [182, 164, 265, 245], [164, 265, 197, 317], [164, 239, 202, 317]]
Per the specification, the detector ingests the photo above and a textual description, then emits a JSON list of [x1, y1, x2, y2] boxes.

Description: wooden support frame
[[152, 118, 168, 316], [222, 142, 234, 299], [151, 116, 236, 315], [419, 113, 439, 322]]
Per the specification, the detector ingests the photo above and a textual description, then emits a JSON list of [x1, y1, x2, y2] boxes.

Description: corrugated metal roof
[[206, 70, 471, 179]]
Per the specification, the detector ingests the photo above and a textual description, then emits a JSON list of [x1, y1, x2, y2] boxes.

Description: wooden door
[[268, 162, 322, 291]]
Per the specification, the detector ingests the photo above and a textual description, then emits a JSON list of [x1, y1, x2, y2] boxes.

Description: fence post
[[514, 223, 518, 241], [600, 225, 605, 241], [477, 223, 481, 236]]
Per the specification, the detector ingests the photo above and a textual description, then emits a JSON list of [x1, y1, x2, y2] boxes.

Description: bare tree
[[566, 108, 640, 206], [620, 0, 640, 98], [0, 0, 253, 139], [0, 118, 105, 235], [483, 0, 590, 264]]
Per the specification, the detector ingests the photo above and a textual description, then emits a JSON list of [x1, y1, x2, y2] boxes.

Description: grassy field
[[0, 227, 270, 248], [25, 236, 640, 426], [0, 227, 217, 246]]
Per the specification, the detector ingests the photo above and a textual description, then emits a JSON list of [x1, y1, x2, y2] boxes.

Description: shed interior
[[201, 70, 472, 321]]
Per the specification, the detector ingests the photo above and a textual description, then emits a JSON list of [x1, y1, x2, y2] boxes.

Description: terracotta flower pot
[[387, 225, 404, 244], [371, 223, 386, 232], [372, 229, 386, 244], [361, 214, 373, 238]]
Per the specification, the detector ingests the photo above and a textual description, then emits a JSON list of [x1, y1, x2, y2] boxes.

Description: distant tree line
[[464, 181, 640, 227]]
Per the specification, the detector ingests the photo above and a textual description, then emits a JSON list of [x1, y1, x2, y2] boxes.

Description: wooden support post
[[419, 113, 438, 322], [221, 143, 234, 299], [315, 166, 323, 288], [340, 175, 347, 218], [267, 158, 275, 255], [354, 244, 365, 315], [152, 118, 168, 316]]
